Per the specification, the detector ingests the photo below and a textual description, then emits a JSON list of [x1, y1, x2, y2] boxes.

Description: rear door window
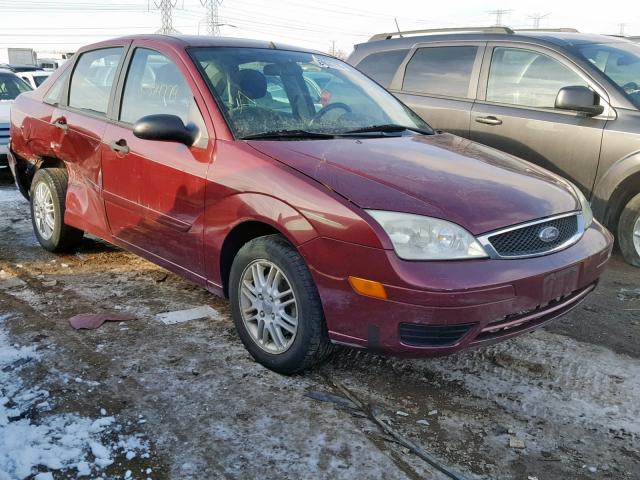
[[486, 47, 587, 108], [44, 68, 70, 105], [68, 47, 123, 115], [357, 49, 409, 87], [402, 46, 478, 98]]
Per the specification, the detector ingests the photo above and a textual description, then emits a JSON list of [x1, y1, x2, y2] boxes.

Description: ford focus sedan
[[8, 36, 613, 374]]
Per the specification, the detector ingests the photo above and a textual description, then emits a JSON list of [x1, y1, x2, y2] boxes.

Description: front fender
[[203, 192, 319, 287], [592, 151, 640, 229]]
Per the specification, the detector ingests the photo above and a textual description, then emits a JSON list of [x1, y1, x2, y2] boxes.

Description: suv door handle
[[475, 116, 503, 126], [108, 139, 130, 155], [52, 118, 69, 132]]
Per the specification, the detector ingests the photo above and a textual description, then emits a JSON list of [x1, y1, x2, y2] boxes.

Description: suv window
[[357, 49, 409, 87], [120, 48, 195, 125], [69, 47, 123, 115], [487, 47, 587, 109], [402, 46, 478, 98]]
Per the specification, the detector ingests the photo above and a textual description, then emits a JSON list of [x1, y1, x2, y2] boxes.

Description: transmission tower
[[528, 12, 551, 29], [488, 9, 511, 26], [153, 0, 179, 35], [618, 23, 627, 36], [201, 0, 223, 36]]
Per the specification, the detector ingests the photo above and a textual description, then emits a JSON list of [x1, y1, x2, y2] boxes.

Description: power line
[[200, 0, 223, 36], [152, 0, 179, 34], [488, 9, 511, 26], [528, 12, 551, 29]]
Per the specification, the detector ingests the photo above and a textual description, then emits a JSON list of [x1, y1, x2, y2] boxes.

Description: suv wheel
[[618, 193, 640, 267], [229, 234, 332, 374], [30, 168, 84, 253]]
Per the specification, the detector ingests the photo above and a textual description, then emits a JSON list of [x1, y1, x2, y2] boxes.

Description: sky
[[0, 0, 637, 56]]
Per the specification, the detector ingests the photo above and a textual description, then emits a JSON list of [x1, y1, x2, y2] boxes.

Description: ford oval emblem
[[539, 226, 560, 243]]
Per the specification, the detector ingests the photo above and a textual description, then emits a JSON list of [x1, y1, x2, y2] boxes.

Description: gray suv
[[347, 27, 640, 266]]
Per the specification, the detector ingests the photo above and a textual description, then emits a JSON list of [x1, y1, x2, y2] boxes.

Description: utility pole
[[528, 12, 551, 29], [153, 0, 178, 34], [488, 9, 511, 26], [200, 0, 223, 36]]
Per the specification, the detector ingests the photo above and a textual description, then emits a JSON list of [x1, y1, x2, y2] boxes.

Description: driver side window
[[487, 47, 587, 109], [120, 48, 196, 125]]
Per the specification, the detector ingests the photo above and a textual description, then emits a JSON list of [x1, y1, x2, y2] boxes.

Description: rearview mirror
[[133, 114, 197, 146], [555, 86, 604, 117]]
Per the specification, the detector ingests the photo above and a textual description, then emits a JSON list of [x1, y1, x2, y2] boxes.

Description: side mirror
[[133, 114, 197, 146], [555, 86, 604, 117]]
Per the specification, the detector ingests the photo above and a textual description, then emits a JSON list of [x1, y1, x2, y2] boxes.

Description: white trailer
[[0, 48, 37, 66]]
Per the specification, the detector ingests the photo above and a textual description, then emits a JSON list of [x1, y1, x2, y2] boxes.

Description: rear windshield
[[574, 42, 640, 109], [0, 73, 31, 101]]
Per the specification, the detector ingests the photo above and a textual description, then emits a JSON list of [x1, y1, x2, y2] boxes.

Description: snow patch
[[0, 314, 150, 479]]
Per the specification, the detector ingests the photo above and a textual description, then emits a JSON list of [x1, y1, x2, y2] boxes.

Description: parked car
[[18, 70, 52, 89], [348, 27, 640, 266], [8, 36, 612, 373], [0, 68, 31, 169]]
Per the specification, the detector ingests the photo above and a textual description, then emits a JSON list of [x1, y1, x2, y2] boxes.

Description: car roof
[[356, 28, 634, 52], [80, 34, 324, 55]]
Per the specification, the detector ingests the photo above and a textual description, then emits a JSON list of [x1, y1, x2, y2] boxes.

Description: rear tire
[[229, 234, 332, 374], [618, 193, 640, 267], [30, 168, 84, 253]]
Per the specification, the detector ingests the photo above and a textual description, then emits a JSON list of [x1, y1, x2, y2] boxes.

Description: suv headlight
[[573, 186, 594, 227], [367, 210, 488, 260]]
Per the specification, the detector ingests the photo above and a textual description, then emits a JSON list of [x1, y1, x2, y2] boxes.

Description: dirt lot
[[0, 176, 639, 480]]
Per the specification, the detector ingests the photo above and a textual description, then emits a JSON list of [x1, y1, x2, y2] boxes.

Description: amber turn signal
[[348, 276, 388, 300]]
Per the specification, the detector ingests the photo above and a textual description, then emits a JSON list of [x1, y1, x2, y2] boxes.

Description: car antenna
[[394, 18, 404, 37]]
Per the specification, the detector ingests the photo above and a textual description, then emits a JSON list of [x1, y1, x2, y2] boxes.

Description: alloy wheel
[[33, 181, 55, 240], [239, 259, 298, 354], [634, 217, 640, 256]]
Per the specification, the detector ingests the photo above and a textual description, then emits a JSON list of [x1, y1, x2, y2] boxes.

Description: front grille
[[488, 215, 578, 257], [0, 123, 9, 146], [399, 323, 474, 347]]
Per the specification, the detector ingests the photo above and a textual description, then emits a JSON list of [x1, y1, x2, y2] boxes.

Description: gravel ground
[[0, 178, 638, 480]]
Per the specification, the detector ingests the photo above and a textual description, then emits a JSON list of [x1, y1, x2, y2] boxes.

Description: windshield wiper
[[343, 124, 433, 135], [241, 129, 335, 140]]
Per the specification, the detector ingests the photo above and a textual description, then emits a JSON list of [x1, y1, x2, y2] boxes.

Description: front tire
[[30, 168, 84, 253], [618, 193, 640, 267], [229, 235, 332, 374]]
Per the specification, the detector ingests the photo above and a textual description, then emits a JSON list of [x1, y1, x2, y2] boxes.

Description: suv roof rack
[[514, 28, 579, 33], [369, 26, 514, 42]]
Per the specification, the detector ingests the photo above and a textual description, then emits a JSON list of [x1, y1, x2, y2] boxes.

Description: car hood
[[0, 101, 11, 123], [248, 133, 579, 235]]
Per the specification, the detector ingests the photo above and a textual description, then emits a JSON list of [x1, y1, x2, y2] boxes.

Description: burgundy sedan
[[8, 36, 612, 373]]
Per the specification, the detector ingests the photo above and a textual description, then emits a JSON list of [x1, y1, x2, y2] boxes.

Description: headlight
[[367, 210, 488, 260], [571, 185, 594, 227]]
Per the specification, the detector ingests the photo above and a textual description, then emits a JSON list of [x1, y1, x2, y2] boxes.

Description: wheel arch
[[11, 150, 66, 200], [592, 152, 640, 233], [213, 193, 320, 298]]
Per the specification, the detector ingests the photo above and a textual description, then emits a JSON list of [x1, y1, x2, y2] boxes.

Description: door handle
[[108, 139, 130, 155], [52, 118, 69, 132], [475, 116, 503, 126]]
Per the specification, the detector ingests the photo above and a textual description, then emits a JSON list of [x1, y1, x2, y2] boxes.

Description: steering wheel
[[622, 81, 640, 93], [311, 102, 352, 123]]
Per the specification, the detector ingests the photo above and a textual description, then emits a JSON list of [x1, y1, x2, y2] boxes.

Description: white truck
[[0, 48, 37, 66]]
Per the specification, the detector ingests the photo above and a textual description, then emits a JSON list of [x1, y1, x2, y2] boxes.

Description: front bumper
[[299, 221, 613, 356]]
